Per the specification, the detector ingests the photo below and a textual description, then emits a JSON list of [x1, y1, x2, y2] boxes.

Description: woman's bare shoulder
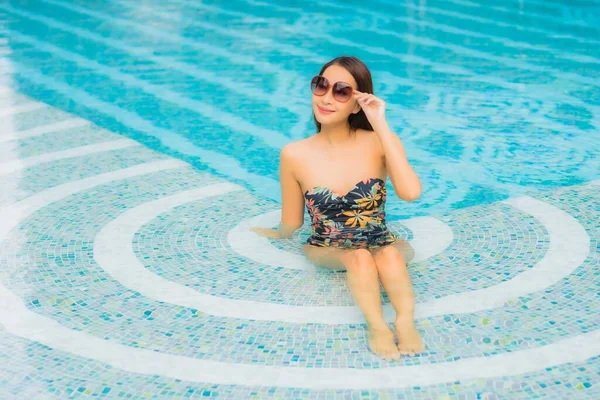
[[281, 137, 317, 162], [355, 128, 384, 156], [355, 128, 377, 139]]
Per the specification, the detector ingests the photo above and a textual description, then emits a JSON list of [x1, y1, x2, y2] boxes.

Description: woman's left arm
[[354, 90, 422, 202], [373, 122, 422, 202]]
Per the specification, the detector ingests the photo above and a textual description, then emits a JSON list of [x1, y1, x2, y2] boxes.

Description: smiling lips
[[317, 105, 334, 114]]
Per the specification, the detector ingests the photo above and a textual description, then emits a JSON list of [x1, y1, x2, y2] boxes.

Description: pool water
[[0, 0, 599, 398]]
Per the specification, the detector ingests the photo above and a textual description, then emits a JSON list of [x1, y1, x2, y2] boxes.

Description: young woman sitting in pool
[[251, 56, 424, 360]]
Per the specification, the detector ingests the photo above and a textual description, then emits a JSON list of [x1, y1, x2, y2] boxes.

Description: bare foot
[[395, 317, 425, 356], [368, 325, 400, 361]]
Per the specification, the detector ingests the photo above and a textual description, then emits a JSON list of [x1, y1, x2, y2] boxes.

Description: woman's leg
[[302, 244, 347, 271], [392, 237, 416, 264], [302, 239, 414, 269], [302, 245, 400, 360], [370, 244, 425, 356]]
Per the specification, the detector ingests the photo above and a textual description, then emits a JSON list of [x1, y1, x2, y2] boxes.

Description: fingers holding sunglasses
[[364, 95, 376, 106], [354, 91, 383, 107], [353, 91, 370, 105], [353, 91, 387, 126]]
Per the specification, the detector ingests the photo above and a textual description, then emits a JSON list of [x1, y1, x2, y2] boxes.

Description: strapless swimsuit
[[304, 177, 399, 249]]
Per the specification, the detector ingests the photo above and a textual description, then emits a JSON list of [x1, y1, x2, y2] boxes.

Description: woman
[[251, 56, 424, 361]]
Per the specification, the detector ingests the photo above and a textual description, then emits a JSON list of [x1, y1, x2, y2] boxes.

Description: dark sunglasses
[[310, 75, 354, 103]]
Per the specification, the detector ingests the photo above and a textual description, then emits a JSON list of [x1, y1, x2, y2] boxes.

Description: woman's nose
[[322, 87, 334, 104]]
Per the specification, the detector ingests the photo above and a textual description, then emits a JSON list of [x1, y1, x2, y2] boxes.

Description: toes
[[397, 344, 418, 356], [370, 346, 386, 359], [388, 346, 401, 360], [370, 345, 400, 361], [368, 329, 401, 361]]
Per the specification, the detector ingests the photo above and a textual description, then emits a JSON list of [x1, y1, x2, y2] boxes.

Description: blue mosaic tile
[[10, 123, 126, 158], [0, 102, 73, 132], [0, 146, 172, 207], [1, 0, 599, 397]]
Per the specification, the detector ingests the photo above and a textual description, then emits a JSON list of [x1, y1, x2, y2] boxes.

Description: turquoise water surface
[[0, 0, 599, 398]]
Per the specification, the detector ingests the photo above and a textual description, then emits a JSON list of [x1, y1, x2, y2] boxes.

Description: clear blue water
[[0, 0, 599, 398], [3, 0, 599, 219]]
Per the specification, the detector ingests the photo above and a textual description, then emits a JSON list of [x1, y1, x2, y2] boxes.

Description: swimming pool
[[0, 0, 599, 398]]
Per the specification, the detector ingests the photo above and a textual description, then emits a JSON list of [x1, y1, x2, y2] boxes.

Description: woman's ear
[[352, 102, 361, 114]]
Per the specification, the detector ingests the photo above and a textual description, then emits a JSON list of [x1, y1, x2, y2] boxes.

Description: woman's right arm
[[250, 144, 305, 239]]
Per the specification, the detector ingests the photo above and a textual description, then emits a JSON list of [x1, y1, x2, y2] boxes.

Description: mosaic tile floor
[[2, 0, 600, 397], [1, 93, 599, 399]]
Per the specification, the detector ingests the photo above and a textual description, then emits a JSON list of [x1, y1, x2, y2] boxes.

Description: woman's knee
[[373, 244, 407, 265], [342, 248, 376, 269]]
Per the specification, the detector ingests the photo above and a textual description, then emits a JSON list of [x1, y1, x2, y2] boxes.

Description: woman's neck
[[318, 122, 353, 145]]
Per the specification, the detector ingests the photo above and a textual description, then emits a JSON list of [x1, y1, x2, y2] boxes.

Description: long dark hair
[[313, 56, 374, 133]]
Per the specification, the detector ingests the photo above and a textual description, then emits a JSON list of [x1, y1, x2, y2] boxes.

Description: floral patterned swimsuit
[[304, 177, 399, 249]]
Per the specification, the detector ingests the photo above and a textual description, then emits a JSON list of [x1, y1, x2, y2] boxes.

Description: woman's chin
[[314, 113, 341, 125]]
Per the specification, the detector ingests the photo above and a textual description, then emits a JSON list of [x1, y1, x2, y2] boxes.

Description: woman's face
[[312, 65, 361, 126]]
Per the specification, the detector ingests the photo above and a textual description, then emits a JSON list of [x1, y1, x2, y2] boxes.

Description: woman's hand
[[354, 90, 387, 130], [249, 227, 281, 239], [250, 222, 300, 239]]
